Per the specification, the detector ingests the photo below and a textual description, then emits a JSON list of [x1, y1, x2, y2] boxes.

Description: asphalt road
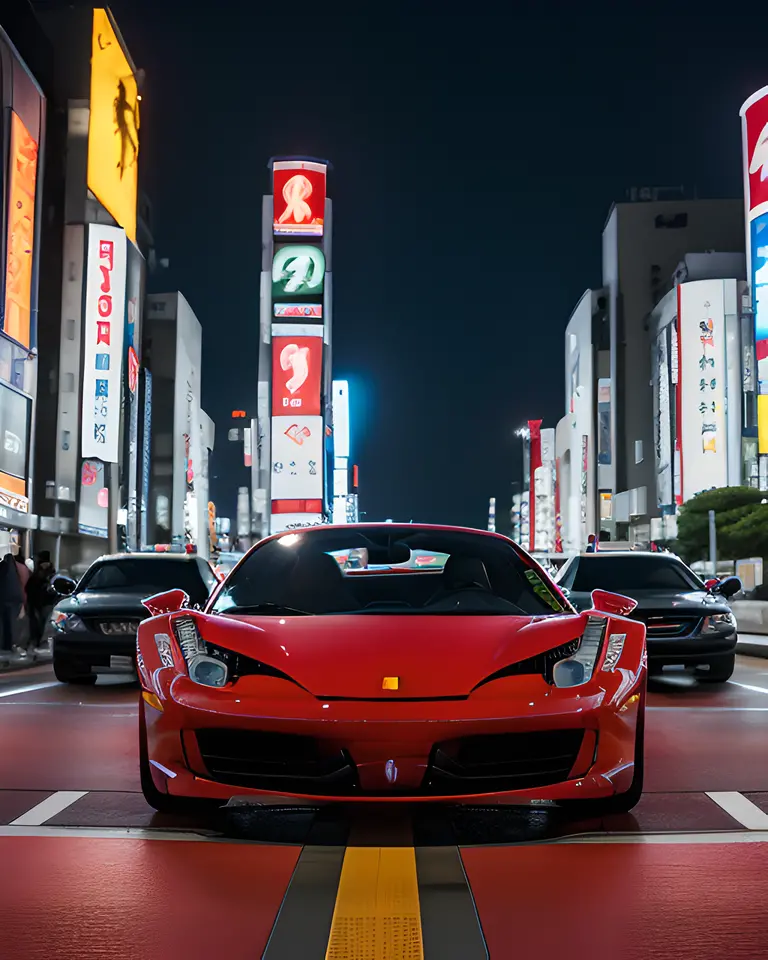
[[2, 657, 768, 958]]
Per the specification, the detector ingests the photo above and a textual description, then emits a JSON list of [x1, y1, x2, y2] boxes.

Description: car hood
[[569, 588, 731, 617], [198, 611, 587, 698], [58, 591, 150, 618]]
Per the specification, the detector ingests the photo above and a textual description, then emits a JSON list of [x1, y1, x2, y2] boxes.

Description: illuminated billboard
[[332, 380, 350, 458], [88, 9, 140, 243], [81, 225, 127, 462], [742, 87, 768, 450], [678, 280, 728, 500], [272, 244, 325, 300], [272, 334, 323, 416], [274, 303, 323, 319], [3, 113, 39, 350], [273, 160, 326, 237], [271, 415, 323, 500], [270, 512, 325, 534]]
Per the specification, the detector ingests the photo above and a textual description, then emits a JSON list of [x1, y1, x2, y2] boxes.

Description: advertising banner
[[332, 380, 350, 459], [274, 304, 322, 319], [3, 112, 39, 349], [678, 280, 728, 500], [88, 8, 140, 243], [271, 334, 323, 416], [140, 368, 152, 548], [655, 330, 673, 508], [527, 420, 542, 553], [273, 160, 327, 238], [271, 415, 324, 501], [270, 512, 325, 534], [272, 244, 325, 300], [81, 226, 127, 462], [597, 380, 611, 466], [0, 383, 31, 513], [78, 459, 108, 537]]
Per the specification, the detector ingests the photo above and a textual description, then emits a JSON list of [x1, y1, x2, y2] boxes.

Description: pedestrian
[[12, 550, 30, 655], [27, 551, 56, 651], [0, 553, 23, 655], [585, 534, 598, 553]]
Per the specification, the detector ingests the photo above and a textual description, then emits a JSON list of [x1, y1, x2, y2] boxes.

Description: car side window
[[196, 558, 218, 593]]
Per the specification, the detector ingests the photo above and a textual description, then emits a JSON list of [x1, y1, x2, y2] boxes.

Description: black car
[[51, 553, 219, 684], [555, 551, 741, 682]]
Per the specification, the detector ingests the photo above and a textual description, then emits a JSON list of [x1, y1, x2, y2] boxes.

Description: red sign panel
[[742, 87, 768, 220], [272, 336, 322, 416], [127, 346, 139, 394], [273, 160, 326, 237]]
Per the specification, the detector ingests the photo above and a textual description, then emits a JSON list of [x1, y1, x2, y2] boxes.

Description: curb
[[737, 642, 768, 660], [0, 654, 53, 674]]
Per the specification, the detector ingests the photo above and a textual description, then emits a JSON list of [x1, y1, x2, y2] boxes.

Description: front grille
[[81, 617, 141, 635], [633, 613, 702, 638], [194, 729, 358, 794], [424, 729, 585, 795]]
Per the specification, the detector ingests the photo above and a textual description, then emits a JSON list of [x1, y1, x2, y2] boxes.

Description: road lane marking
[[705, 792, 768, 829], [0, 682, 59, 699], [416, 847, 488, 959], [325, 847, 423, 959], [0, 825, 219, 841], [649, 706, 768, 711], [727, 680, 768, 695], [10, 791, 88, 826], [556, 830, 768, 844]]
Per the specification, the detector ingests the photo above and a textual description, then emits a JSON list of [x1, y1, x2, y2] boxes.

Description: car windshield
[[562, 555, 702, 593], [209, 526, 569, 617], [79, 558, 208, 602]]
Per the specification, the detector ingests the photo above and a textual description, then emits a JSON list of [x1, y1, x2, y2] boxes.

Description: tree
[[675, 487, 768, 563]]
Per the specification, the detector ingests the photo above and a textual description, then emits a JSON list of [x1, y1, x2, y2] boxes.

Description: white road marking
[[705, 792, 768, 830], [0, 682, 59, 699], [727, 680, 768, 696], [0, 825, 218, 842], [649, 706, 768, 712], [10, 791, 89, 826], [556, 830, 768, 845]]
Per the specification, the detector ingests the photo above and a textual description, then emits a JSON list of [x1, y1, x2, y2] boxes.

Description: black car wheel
[[138, 697, 221, 816], [53, 658, 97, 685], [560, 684, 646, 818], [698, 654, 736, 683]]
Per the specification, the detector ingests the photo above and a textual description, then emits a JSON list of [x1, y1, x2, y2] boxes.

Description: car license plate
[[110, 655, 134, 671]]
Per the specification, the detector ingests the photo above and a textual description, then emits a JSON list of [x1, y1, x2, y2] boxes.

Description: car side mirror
[[715, 576, 742, 599], [52, 576, 76, 597], [142, 588, 189, 616], [590, 589, 638, 617]]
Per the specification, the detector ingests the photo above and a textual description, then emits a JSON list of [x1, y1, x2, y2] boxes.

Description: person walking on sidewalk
[[0, 553, 23, 655], [27, 551, 56, 650], [12, 550, 31, 655]]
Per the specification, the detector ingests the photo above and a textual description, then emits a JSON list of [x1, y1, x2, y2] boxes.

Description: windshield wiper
[[220, 603, 313, 616]]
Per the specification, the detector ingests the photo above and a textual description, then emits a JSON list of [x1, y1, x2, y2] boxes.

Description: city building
[[555, 193, 746, 550], [143, 292, 215, 558], [0, 7, 48, 556]]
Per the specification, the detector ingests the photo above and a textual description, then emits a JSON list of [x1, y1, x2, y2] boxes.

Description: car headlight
[[171, 615, 229, 688], [52, 612, 87, 633], [552, 616, 607, 688], [701, 613, 735, 634]]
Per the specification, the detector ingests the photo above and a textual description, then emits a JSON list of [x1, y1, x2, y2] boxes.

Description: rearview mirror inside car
[[142, 588, 190, 617], [590, 589, 638, 617], [52, 576, 76, 597]]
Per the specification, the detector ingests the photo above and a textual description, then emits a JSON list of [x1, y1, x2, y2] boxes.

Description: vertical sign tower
[[259, 158, 332, 536]]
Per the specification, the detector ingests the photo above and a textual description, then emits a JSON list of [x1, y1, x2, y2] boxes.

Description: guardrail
[[732, 600, 768, 636]]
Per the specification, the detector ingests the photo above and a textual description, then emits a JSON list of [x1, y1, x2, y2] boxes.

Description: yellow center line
[[325, 846, 423, 959]]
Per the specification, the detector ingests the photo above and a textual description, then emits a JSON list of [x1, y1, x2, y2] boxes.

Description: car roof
[[268, 522, 510, 539], [94, 553, 201, 562], [573, 551, 683, 561]]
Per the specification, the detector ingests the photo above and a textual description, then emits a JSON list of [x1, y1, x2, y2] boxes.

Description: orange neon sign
[[4, 113, 38, 349]]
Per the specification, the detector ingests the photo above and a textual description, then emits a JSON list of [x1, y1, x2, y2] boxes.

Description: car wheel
[[698, 654, 735, 683], [138, 697, 221, 816], [561, 685, 646, 818], [53, 659, 96, 685]]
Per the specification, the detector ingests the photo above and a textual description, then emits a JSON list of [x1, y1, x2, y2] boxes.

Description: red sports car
[[136, 524, 647, 815]]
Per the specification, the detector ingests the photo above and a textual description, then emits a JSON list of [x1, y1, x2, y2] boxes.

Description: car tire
[[138, 697, 221, 816], [561, 685, 646, 818], [53, 659, 96, 685], [698, 654, 736, 683]]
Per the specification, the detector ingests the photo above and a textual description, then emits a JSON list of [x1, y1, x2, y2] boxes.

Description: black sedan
[[50, 553, 219, 684], [555, 551, 740, 682]]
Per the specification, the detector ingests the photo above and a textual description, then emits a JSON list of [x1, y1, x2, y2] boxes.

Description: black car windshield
[[79, 558, 207, 602], [563, 555, 702, 593], [209, 526, 570, 617]]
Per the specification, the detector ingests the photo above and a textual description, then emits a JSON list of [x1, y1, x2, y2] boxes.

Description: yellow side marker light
[[142, 691, 164, 711], [382, 676, 399, 691]]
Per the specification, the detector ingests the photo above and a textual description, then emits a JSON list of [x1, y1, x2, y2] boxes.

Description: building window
[[655, 213, 688, 229]]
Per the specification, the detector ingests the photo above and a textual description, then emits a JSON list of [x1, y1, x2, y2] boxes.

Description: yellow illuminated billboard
[[87, 9, 140, 243], [4, 113, 39, 350]]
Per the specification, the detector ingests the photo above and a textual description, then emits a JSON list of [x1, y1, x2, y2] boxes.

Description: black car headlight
[[700, 612, 736, 634], [52, 612, 87, 633], [552, 617, 609, 688], [171, 616, 228, 688]]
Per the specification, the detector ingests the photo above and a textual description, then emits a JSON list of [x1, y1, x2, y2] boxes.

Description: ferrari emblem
[[382, 676, 399, 691], [385, 760, 398, 783]]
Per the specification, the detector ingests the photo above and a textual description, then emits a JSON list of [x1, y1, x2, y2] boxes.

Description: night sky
[[109, 1, 758, 530]]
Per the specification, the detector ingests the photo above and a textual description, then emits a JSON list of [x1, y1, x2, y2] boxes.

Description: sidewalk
[[0, 646, 52, 674], [737, 634, 768, 660]]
